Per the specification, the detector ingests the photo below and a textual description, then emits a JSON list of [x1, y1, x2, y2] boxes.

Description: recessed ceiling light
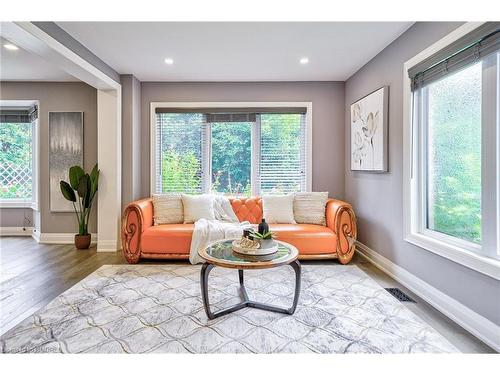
[[299, 57, 309, 65], [4, 43, 19, 51], [164, 58, 174, 65]]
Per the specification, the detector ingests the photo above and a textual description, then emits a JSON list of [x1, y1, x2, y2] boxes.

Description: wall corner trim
[[30, 22, 121, 83], [356, 241, 500, 352], [32, 228, 40, 243]]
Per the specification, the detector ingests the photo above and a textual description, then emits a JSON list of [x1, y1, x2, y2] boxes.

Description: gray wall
[[121, 74, 142, 207], [140, 82, 345, 199], [345, 22, 500, 325], [0, 82, 98, 233], [0, 208, 33, 228]]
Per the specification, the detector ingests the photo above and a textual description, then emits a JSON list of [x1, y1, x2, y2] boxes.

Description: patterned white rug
[[0, 264, 457, 353]]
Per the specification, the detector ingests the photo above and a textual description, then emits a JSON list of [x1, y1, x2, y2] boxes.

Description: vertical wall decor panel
[[48, 111, 83, 212]]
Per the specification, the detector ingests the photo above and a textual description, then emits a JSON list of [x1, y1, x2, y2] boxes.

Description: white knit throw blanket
[[189, 196, 251, 264]]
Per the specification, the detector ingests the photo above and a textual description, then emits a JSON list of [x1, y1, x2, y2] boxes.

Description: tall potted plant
[[59, 164, 100, 249]]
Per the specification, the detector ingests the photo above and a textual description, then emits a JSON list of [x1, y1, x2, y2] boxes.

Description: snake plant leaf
[[249, 230, 275, 240], [69, 166, 85, 190], [76, 174, 90, 198], [90, 164, 99, 197], [83, 175, 93, 208], [90, 164, 98, 182], [60, 181, 76, 202], [91, 173, 99, 198], [84, 187, 92, 208]]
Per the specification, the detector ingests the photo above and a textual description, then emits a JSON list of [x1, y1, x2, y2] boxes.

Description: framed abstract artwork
[[49, 111, 84, 212], [350, 86, 388, 172]]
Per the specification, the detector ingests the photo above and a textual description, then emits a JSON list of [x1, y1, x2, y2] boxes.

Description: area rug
[[0, 264, 457, 353]]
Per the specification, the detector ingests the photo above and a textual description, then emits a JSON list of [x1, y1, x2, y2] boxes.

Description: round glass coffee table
[[198, 239, 301, 320]]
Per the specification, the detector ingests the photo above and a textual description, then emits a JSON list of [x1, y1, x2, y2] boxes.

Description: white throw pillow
[[263, 195, 296, 224], [181, 194, 216, 223], [293, 192, 329, 225], [152, 193, 184, 225]]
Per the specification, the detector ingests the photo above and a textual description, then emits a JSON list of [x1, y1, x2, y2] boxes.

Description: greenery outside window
[[0, 104, 38, 208], [210, 121, 252, 195], [0, 122, 33, 199], [423, 61, 482, 245]]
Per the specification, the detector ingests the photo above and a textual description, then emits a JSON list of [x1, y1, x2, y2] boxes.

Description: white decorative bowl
[[232, 239, 278, 256]]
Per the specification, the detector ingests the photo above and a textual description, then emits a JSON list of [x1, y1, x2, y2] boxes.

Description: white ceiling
[[0, 37, 78, 81], [56, 22, 413, 82]]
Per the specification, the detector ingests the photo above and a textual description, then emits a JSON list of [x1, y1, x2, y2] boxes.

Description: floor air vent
[[385, 288, 416, 303]]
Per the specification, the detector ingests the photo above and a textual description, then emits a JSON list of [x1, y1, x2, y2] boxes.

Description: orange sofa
[[122, 197, 357, 264]]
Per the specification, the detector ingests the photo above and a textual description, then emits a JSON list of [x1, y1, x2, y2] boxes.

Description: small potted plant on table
[[249, 229, 276, 250], [59, 164, 99, 249]]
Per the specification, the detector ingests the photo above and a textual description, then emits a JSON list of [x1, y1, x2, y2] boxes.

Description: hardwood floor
[[0, 236, 124, 336], [0, 236, 494, 353]]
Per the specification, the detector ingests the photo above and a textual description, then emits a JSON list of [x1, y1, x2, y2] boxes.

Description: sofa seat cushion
[[141, 223, 337, 256], [270, 224, 337, 255], [141, 224, 194, 254]]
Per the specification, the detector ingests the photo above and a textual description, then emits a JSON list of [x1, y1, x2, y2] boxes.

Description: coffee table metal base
[[200, 260, 301, 320]]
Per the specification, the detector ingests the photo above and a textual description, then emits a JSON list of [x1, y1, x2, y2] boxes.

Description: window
[[0, 105, 38, 207], [155, 113, 205, 194], [404, 23, 500, 278], [425, 62, 482, 244], [152, 104, 311, 196]]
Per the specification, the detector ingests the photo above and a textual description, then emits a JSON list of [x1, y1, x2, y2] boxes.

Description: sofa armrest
[[325, 199, 357, 264], [121, 198, 153, 264]]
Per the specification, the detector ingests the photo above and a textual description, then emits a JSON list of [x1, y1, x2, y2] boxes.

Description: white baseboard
[[5, 229, 117, 250], [0, 227, 33, 236], [356, 241, 500, 352], [97, 239, 120, 252], [33, 232, 98, 244]]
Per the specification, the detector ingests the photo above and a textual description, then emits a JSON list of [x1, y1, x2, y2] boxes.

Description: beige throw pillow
[[263, 195, 296, 224], [181, 194, 216, 223], [293, 192, 329, 225], [152, 193, 184, 225]]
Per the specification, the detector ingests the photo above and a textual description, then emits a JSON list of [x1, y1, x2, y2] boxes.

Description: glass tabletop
[[198, 239, 299, 269]]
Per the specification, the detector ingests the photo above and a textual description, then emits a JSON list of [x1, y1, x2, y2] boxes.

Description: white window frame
[[150, 102, 313, 197], [403, 22, 500, 280], [0, 100, 40, 211]]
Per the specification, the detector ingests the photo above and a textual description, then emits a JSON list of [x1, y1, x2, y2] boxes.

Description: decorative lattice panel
[[0, 163, 32, 199]]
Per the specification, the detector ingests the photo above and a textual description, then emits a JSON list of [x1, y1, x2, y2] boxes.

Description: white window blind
[[155, 113, 206, 194], [153, 109, 308, 195], [259, 114, 306, 194]]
